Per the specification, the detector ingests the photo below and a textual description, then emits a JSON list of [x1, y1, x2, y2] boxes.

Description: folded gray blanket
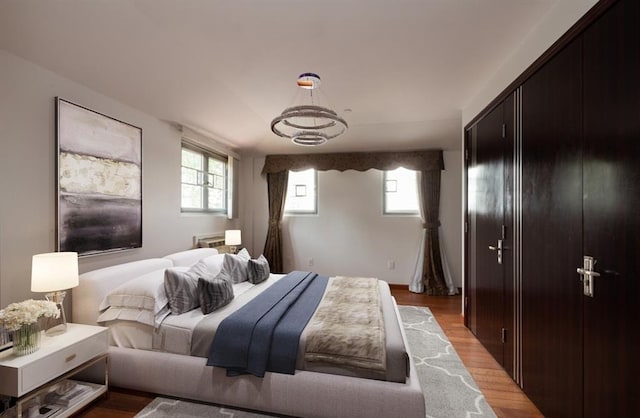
[[304, 276, 386, 375]]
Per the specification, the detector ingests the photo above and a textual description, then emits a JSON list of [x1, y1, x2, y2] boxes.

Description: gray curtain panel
[[263, 171, 288, 273], [420, 169, 448, 296]]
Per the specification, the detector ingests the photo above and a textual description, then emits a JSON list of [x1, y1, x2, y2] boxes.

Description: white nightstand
[[0, 323, 108, 418]]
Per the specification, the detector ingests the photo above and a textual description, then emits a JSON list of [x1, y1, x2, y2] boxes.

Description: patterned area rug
[[401, 306, 496, 418], [135, 306, 495, 418]]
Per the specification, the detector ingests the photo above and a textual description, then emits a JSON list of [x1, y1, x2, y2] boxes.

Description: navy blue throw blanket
[[207, 271, 329, 377]]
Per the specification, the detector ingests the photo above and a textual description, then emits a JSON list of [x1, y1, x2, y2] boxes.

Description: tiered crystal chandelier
[[270, 73, 348, 146]]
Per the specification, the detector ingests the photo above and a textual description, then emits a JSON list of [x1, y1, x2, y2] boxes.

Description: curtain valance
[[261, 150, 444, 174]]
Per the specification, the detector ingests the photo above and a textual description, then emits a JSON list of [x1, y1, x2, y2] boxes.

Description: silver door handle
[[576, 268, 600, 277], [576, 256, 600, 297], [488, 239, 503, 264]]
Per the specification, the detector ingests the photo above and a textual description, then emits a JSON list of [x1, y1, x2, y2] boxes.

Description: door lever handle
[[576, 268, 600, 277], [577, 256, 600, 297], [488, 239, 503, 264], [490, 245, 510, 251]]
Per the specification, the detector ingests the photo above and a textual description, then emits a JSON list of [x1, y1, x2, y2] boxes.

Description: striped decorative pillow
[[164, 261, 212, 315], [248, 255, 270, 284], [236, 248, 251, 261], [198, 270, 234, 314], [222, 253, 249, 283]]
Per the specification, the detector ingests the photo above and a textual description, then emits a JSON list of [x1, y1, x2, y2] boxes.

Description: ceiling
[[0, 0, 556, 154]]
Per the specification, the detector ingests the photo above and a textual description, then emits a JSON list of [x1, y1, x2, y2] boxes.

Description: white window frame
[[383, 168, 419, 215], [285, 169, 318, 215], [181, 142, 228, 214]]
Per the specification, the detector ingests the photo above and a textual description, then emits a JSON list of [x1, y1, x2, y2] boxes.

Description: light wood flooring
[[75, 289, 543, 418]]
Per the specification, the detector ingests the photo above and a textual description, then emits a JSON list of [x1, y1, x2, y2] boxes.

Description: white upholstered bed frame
[[72, 249, 426, 418]]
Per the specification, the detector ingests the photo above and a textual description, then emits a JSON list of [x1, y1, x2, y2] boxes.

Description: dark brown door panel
[[521, 37, 584, 418]]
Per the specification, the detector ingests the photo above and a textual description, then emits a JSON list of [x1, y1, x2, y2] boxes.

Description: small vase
[[12, 322, 41, 356]]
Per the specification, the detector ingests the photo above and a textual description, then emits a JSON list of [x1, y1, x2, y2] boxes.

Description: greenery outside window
[[285, 169, 317, 214], [181, 143, 227, 213], [384, 167, 419, 214]]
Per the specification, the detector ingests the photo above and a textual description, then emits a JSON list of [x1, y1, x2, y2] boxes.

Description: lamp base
[[44, 291, 68, 336]]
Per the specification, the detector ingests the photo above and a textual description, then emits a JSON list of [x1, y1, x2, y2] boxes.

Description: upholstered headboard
[[163, 248, 218, 267], [72, 258, 172, 326]]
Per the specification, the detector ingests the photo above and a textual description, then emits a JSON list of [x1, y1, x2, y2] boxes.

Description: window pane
[[182, 167, 200, 185], [385, 179, 397, 192], [213, 174, 225, 190], [182, 149, 202, 170], [182, 184, 203, 208], [208, 157, 225, 175], [285, 169, 317, 213], [384, 168, 419, 213], [208, 187, 225, 210]]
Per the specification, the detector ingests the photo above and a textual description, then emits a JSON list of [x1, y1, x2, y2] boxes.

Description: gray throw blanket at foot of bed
[[304, 276, 386, 374], [207, 271, 328, 377]]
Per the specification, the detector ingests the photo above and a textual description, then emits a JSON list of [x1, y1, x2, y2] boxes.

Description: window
[[384, 168, 419, 214], [285, 169, 317, 214], [181, 143, 227, 213]]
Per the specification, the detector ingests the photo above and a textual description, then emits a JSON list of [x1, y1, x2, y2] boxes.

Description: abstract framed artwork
[[56, 98, 142, 256]]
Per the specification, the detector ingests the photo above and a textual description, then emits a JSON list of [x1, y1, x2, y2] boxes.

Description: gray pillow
[[248, 255, 270, 284], [198, 270, 234, 314], [236, 247, 251, 261], [222, 253, 249, 283], [164, 261, 212, 315]]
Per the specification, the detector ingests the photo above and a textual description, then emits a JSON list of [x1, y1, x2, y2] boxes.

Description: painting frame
[[56, 97, 142, 257]]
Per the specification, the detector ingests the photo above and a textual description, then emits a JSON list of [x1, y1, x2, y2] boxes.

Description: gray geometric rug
[[400, 305, 495, 418], [135, 306, 495, 418], [135, 398, 273, 418]]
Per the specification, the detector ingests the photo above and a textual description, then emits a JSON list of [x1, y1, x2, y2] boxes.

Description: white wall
[[241, 152, 462, 288], [237, 154, 265, 259], [0, 50, 238, 307]]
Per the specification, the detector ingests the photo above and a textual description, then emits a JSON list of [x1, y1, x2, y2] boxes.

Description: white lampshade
[[31, 252, 79, 292], [225, 230, 242, 246]]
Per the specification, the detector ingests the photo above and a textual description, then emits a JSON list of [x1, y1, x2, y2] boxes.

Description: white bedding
[[106, 276, 281, 354]]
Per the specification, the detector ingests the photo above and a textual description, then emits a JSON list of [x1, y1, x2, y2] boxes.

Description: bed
[[72, 248, 425, 418]]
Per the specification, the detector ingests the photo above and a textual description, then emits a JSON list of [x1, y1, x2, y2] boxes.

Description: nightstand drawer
[[20, 330, 106, 394]]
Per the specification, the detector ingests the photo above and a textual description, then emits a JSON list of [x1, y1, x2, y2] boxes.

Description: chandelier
[[270, 73, 348, 146]]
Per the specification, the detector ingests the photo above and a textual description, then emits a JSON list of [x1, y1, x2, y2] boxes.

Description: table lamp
[[31, 252, 79, 336], [224, 230, 242, 254]]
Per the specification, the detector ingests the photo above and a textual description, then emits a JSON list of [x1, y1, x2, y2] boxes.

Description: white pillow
[[97, 305, 170, 328], [199, 254, 226, 277], [98, 267, 188, 314]]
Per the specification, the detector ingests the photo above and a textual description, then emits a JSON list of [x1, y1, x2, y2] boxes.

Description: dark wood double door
[[466, 1, 639, 416]]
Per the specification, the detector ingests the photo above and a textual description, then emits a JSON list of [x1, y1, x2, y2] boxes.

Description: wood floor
[[75, 289, 543, 418]]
